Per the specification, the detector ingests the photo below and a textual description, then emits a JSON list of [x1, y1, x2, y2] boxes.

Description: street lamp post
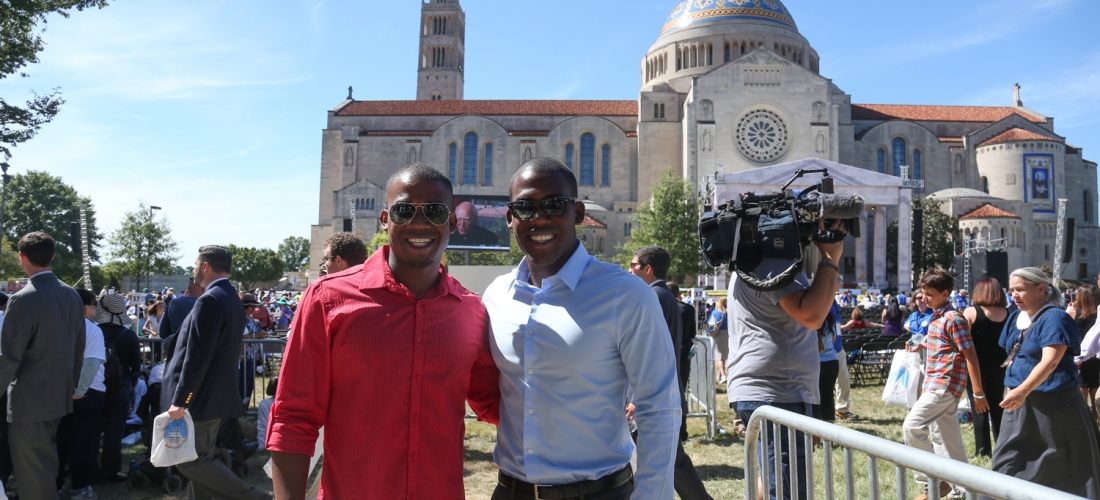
[[148, 205, 161, 290], [0, 162, 11, 270]]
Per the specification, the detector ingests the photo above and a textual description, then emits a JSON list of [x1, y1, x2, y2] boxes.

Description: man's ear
[[506, 209, 515, 230], [379, 211, 389, 231], [449, 212, 457, 234], [573, 198, 586, 225]]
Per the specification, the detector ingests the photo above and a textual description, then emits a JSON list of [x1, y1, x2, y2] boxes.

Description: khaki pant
[[903, 389, 968, 482], [835, 350, 851, 412]]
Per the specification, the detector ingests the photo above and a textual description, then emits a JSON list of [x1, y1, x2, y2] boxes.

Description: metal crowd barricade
[[137, 336, 287, 417], [744, 405, 1084, 500], [685, 335, 717, 439]]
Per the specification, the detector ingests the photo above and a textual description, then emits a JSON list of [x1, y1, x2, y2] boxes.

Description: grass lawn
[[92, 382, 992, 499]]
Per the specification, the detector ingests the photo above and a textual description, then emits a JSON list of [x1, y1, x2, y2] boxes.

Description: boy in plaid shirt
[[903, 268, 989, 500]]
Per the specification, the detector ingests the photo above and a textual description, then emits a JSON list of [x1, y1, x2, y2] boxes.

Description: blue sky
[[0, 0, 1096, 266]]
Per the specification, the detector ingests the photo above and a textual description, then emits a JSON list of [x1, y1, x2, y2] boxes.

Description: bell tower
[[416, 0, 465, 101]]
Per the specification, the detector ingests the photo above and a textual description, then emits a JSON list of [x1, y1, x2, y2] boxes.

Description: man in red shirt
[[251, 300, 272, 330], [267, 163, 500, 500]]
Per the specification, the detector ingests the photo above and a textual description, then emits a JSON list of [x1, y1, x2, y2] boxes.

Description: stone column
[[898, 189, 913, 291], [856, 210, 869, 284], [873, 206, 888, 288]]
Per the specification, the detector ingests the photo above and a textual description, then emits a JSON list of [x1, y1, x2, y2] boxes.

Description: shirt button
[[528, 408, 534, 414], [413, 375, 420, 382], [527, 329, 534, 335], [410, 453, 417, 461], [527, 448, 534, 454], [411, 414, 419, 422], [527, 369, 534, 374]]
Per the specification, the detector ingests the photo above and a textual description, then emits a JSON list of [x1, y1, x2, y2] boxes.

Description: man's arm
[[779, 238, 844, 329], [267, 286, 330, 499], [467, 316, 500, 425], [617, 280, 680, 499], [961, 347, 989, 413], [0, 295, 32, 390], [271, 452, 311, 500], [170, 296, 221, 412]]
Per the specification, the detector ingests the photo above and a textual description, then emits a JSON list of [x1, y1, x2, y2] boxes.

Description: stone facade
[[310, 0, 1097, 286]]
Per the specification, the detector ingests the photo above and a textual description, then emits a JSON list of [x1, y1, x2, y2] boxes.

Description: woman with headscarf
[[982, 267, 1100, 499]]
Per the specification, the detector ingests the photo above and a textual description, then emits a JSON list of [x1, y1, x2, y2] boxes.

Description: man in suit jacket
[[162, 245, 270, 500], [160, 278, 203, 367], [0, 232, 84, 500]]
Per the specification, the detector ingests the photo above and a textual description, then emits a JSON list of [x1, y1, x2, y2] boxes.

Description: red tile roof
[[960, 204, 1020, 220], [578, 215, 606, 228], [938, 137, 963, 143], [338, 100, 639, 117], [852, 104, 1044, 123], [363, 130, 433, 136], [978, 127, 1063, 147]]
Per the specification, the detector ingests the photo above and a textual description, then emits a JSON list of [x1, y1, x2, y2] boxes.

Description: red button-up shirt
[[266, 246, 500, 500]]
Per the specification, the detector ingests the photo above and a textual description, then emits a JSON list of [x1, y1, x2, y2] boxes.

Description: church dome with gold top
[[661, 0, 798, 36]]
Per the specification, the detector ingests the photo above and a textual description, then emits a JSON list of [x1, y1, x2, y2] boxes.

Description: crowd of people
[[6, 157, 1100, 500]]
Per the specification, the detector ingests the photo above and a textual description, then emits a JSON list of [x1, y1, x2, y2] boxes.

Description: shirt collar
[[358, 245, 457, 298], [515, 239, 589, 291], [29, 270, 53, 280], [932, 304, 954, 318]]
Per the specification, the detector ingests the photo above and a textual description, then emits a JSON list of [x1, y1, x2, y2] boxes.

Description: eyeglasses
[[386, 202, 451, 226], [507, 197, 576, 220]]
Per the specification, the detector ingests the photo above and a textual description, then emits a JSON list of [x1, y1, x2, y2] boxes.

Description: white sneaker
[[71, 486, 97, 500]]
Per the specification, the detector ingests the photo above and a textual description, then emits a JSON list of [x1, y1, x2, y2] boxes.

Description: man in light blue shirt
[[483, 158, 681, 500]]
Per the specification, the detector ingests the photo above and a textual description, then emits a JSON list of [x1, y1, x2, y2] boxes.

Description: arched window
[[463, 132, 478, 184], [523, 147, 533, 162], [659, 103, 666, 119], [1045, 244, 1050, 260], [981, 176, 989, 194], [483, 143, 493, 186], [448, 143, 457, 182], [601, 144, 611, 187], [654, 103, 660, 119], [580, 133, 595, 186], [877, 148, 885, 173], [724, 43, 731, 62], [1085, 190, 1092, 222], [565, 143, 574, 170], [892, 137, 906, 176], [913, 149, 922, 179], [1001, 228, 1006, 241]]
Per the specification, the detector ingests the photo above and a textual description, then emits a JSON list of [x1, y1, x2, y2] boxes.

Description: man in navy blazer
[[162, 245, 270, 500]]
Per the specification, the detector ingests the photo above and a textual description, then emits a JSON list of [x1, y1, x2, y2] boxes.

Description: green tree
[[107, 202, 180, 289], [0, 1, 110, 159], [1, 170, 101, 283], [616, 170, 703, 282], [228, 245, 284, 290], [887, 196, 960, 281], [277, 236, 310, 272]]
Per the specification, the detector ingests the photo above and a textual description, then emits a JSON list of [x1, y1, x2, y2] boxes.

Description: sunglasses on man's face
[[507, 197, 576, 221], [386, 202, 451, 226]]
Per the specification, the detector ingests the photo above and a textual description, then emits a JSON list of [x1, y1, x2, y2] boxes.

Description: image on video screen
[[448, 195, 511, 251]]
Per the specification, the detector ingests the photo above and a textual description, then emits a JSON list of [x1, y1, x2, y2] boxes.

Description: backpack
[[102, 330, 125, 394]]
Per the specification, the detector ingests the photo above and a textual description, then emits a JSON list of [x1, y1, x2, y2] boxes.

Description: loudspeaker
[[70, 222, 82, 257], [985, 252, 1009, 288], [1062, 218, 1076, 263]]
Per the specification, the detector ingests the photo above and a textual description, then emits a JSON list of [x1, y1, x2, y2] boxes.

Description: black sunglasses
[[507, 197, 576, 220], [386, 202, 451, 226]]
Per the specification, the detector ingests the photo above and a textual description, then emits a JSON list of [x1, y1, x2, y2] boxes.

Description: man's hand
[[168, 404, 187, 420], [813, 219, 846, 265], [625, 403, 636, 423], [73, 394, 83, 400], [972, 395, 990, 414]]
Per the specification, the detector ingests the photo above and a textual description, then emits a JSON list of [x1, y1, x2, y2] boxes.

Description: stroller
[[126, 363, 186, 494]]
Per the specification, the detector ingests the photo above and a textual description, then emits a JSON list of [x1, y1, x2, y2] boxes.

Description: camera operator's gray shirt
[[726, 258, 821, 405]]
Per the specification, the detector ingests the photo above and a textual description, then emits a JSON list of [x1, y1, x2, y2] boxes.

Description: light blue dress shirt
[[483, 242, 680, 499]]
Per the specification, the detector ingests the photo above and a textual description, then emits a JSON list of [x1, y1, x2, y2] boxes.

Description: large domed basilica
[[311, 0, 1097, 290]]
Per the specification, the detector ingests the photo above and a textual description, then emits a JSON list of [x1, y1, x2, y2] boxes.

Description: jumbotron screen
[[447, 195, 511, 251]]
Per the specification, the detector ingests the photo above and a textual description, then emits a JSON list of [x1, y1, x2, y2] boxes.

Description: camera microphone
[[817, 193, 865, 220]]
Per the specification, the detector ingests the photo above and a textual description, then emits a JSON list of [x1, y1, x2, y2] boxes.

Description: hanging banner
[[1024, 153, 1055, 213]]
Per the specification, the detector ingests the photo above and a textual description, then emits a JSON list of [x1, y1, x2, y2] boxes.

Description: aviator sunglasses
[[386, 202, 452, 226], [507, 197, 576, 220]]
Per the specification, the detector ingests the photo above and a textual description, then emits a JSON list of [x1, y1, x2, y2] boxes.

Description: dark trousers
[[10, 418, 61, 500], [177, 418, 268, 500], [969, 372, 1005, 457], [57, 389, 105, 490], [0, 395, 13, 486], [737, 401, 813, 500], [490, 477, 634, 500], [814, 360, 840, 421], [238, 358, 256, 406], [99, 383, 132, 476]]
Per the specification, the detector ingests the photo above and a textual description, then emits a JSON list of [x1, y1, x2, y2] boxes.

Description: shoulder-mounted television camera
[[699, 168, 864, 292]]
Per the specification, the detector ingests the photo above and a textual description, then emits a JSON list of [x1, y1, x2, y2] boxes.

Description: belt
[[497, 466, 633, 500]]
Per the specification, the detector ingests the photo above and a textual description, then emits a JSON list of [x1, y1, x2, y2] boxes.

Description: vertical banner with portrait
[[1024, 154, 1055, 213], [447, 195, 512, 251]]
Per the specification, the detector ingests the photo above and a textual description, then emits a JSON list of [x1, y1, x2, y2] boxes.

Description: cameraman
[[727, 219, 845, 500]]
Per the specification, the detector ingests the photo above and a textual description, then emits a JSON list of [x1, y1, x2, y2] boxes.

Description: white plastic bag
[[150, 410, 198, 467], [882, 350, 922, 409]]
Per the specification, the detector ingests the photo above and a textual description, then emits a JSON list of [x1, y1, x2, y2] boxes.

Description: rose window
[[735, 109, 789, 163]]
